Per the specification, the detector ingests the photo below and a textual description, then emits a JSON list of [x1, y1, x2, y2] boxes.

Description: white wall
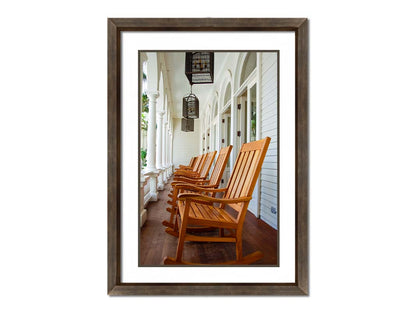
[[259, 52, 279, 228], [172, 118, 200, 168], [1, 1, 416, 311]]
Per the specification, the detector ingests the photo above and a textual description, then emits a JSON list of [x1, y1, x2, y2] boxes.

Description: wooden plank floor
[[139, 178, 279, 266]]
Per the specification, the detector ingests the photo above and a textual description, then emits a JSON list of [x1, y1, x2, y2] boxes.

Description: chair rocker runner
[[164, 137, 271, 265], [163, 145, 232, 230]]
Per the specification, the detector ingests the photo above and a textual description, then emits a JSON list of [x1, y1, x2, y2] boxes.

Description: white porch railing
[[140, 164, 174, 228]]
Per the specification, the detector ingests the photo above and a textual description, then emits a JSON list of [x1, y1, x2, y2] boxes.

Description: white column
[[168, 128, 171, 172], [165, 127, 170, 177], [168, 128, 172, 173], [170, 130, 173, 172], [156, 111, 165, 169], [146, 91, 158, 171], [162, 121, 167, 167], [143, 90, 159, 201], [156, 110, 165, 190], [162, 121, 168, 182]]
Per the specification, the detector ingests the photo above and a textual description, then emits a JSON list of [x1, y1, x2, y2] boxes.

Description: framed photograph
[[108, 18, 308, 295]]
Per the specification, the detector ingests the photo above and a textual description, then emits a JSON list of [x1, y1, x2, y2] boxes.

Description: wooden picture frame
[[108, 18, 308, 295]]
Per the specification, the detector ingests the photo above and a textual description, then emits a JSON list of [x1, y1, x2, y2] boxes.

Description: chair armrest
[[175, 166, 195, 172], [193, 183, 219, 188], [173, 176, 206, 181], [174, 183, 227, 194], [174, 169, 195, 174], [178, 193, 252, 204], [174, 172, 200, 178], [172, 177, 207, 185], [171, 181, 217, 188]]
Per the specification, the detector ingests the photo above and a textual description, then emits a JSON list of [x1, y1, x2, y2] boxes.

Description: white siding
[[172, 118, 200, 168], [259, 52, 278, 229]]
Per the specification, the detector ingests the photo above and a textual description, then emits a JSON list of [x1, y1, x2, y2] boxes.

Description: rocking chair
[[173, 153, 208, 178], [173, 151, 215, 180], [163, 145, 232, 230], [164, 137, 271, 265], [174, 154, 202, 173], [177, 156, 197, 171]]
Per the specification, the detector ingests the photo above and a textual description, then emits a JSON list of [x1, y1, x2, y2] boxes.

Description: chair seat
[[178, 200, 238, 229]]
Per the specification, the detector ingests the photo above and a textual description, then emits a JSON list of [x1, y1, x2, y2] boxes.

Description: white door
[[220, 107, 231, 187], [236, 84, 259, 216], [247, 83, 260, 217], [235, 91, 247, 155]]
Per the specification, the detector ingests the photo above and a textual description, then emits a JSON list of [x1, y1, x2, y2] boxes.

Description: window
[[224, 83, 231, 105], [240, 52, 257, 86], [250, 84, 257, 141]]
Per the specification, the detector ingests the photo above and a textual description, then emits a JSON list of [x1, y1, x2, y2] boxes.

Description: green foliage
[[251, 113, 256, 137], [140, 148, 147, 167], [142, 93, 149, 113], [141, 112, 148, 131]]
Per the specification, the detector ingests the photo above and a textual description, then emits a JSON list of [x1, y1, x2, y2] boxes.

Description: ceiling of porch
[[163, 52, 227, 119]]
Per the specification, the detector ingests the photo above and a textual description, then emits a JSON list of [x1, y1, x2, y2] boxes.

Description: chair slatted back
[[199, 151, 217, 179], [189, 157, 197, 168], [195, 153, 208, 174], [208, 145, 233, 186], [223, 137, 271, 214], [192, 154, 203, 171]]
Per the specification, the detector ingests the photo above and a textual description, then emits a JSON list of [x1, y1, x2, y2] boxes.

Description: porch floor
[[139, 178, 279, 266]]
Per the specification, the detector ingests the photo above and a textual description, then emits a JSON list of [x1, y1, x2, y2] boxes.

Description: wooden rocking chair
[[163, 145, 232, 230], [173, 153, 208, 178], [166, 151, 216, 220], [174, 154, 202, 173], [177, 156, 197, 171], [173, 151, 216, 182], [164, 137, 271, 265]]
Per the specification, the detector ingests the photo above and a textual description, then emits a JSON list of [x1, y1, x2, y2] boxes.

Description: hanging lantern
[[181, 118, 194, 132], [185, 52, 214, 84], [182, 85, 199, 119]]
